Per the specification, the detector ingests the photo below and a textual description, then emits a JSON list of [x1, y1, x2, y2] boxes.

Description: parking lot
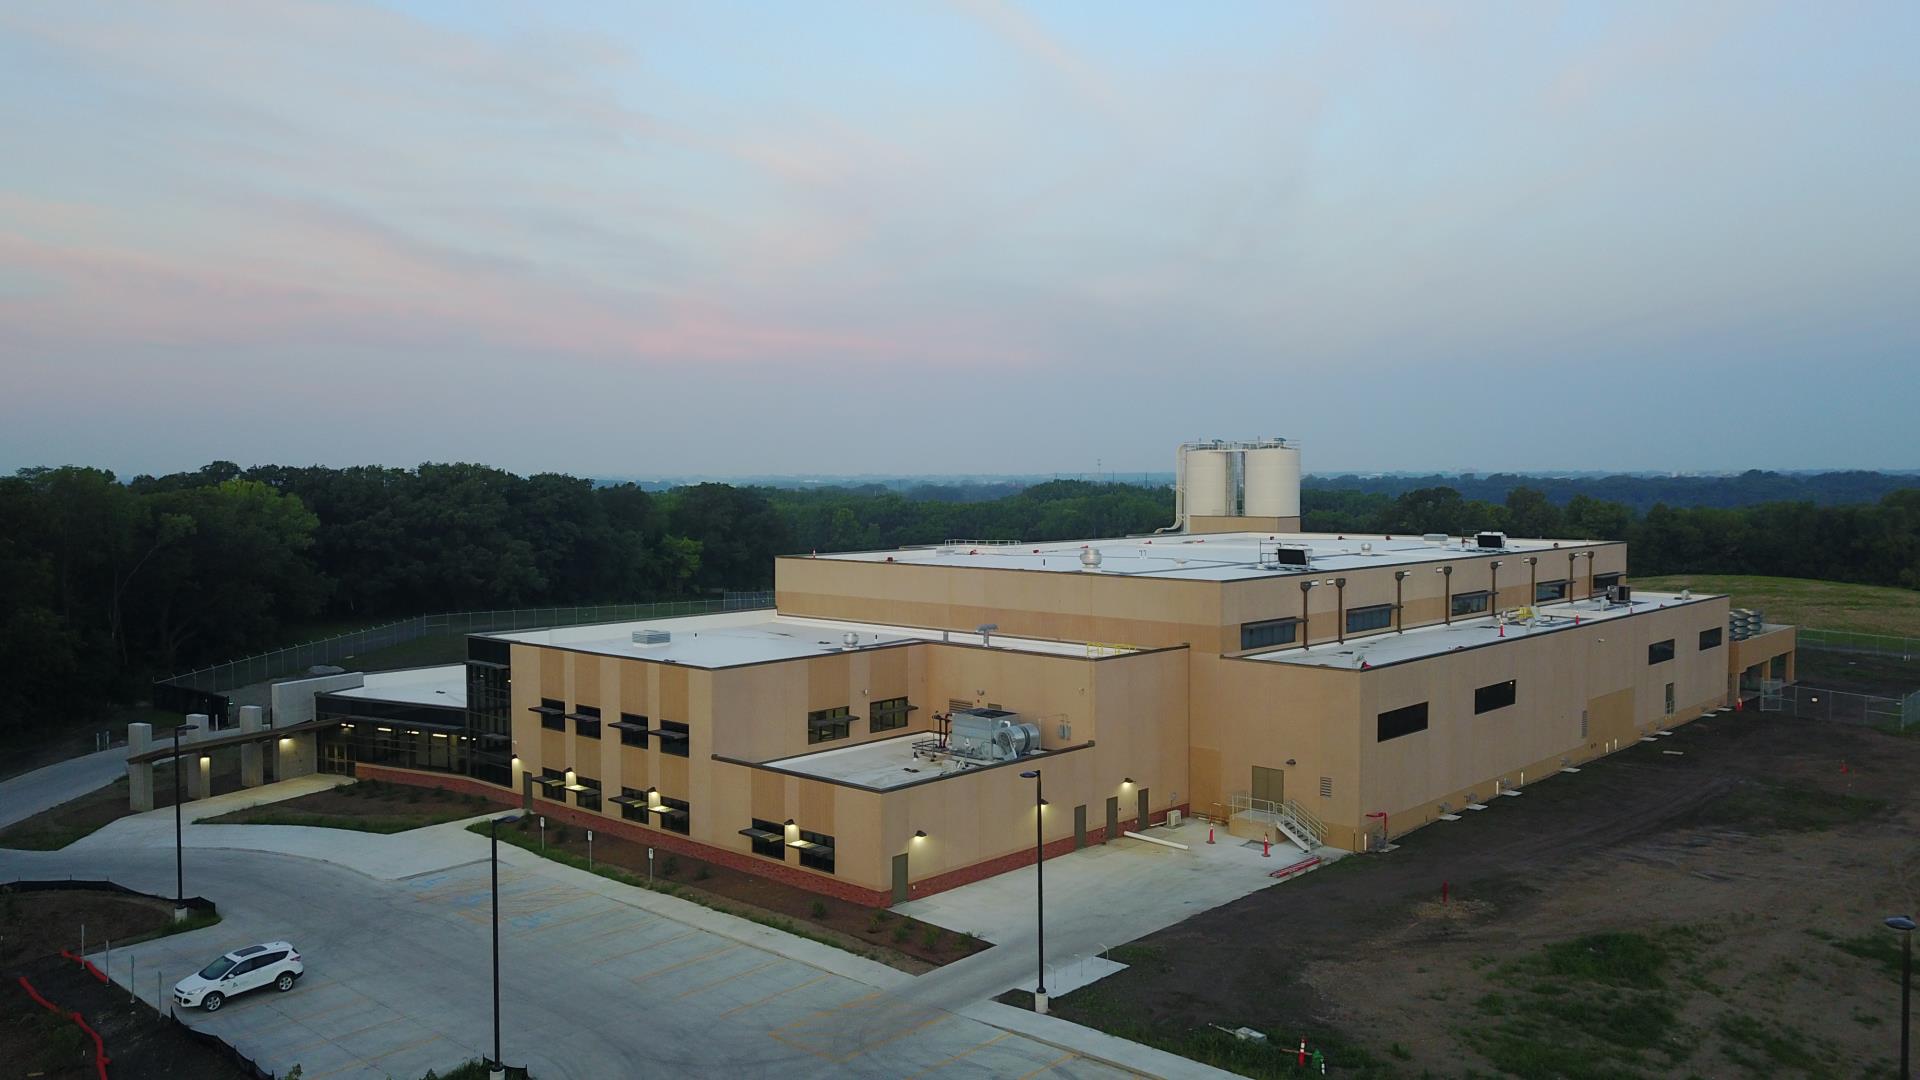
[[64, 847, 1144, 1079]]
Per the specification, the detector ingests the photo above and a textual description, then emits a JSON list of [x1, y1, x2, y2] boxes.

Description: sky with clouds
[[2, 1, 1915, 477]]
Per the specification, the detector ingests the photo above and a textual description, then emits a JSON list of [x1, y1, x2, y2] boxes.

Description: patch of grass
[[1463, 929, 1705, 1078], [1634, 574, 1920, 637], [157, 909, 223, 938], [1716, 1014, 1838, 1077], [1816, 930, 1907, 982], [1699, 781, 1885, 833], [199, 808, 479, 833]]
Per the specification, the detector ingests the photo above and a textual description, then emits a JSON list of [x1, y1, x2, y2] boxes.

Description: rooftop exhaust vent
[[631, 629, 671, 646], [1423, 533, 1449, 547]]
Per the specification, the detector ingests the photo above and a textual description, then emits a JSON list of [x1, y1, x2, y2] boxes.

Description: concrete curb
[[961, 1001, 1242, 1080]]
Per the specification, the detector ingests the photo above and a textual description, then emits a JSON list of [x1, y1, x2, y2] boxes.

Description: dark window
[[807, 706, 853, 745], [1535, 579, 1568, 603], [538, 698, 566, 732], [1240, 618, 1299, 650], [659, 719, 690, 758], [1451, 591, 1490, 617], [618, 713, 648, 749], [1699, 627, 1722, 650], [1665, 682, 1676, 714], [1377, 702, 1429, 742], [796, 828, 835, 874], [574, 775, 601, 812], [869, 697, 914, 732], [1474, 680, 1517, 714], [572, 704, 601, 739], [657, 795, 691, 835], [1648, 639, 1675, 664], [1345, 604, 1393, 634], [539, 767, 565, 800], [744, 818, 786, 859], [1593, 572, 1623, 592], [618, 786, 649, 823]]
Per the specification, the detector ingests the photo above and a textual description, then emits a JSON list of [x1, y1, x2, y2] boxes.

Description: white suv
[[173, 941, 304, 1012]]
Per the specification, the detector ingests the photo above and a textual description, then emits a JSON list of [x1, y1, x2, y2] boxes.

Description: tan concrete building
[[473, 516, 1795, 906], [294, 441, 1794, 905]]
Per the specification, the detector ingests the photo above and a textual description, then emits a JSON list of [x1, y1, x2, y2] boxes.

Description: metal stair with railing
[[1227, 792, 1328, 853]]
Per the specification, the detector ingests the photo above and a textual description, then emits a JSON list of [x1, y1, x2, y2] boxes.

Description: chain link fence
[[157, 592, 773, 694], [1796, 627, 1918, 659], [1757, 680, 1915, 731]]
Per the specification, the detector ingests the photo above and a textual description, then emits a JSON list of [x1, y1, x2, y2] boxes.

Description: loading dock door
[[1105, 796, 1119, 842], [1074, 804, 1087, 849], [1138, 788, 1150, 830], [891, 853, 909, 904], [1252, 765, 1284, 807]]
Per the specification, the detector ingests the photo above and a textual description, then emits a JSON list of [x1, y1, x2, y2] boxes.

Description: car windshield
[[198, 956, 237, 980]]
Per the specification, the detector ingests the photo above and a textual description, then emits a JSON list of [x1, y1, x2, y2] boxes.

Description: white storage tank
[[1242, 443, 1301, 518], [1182, 448, 1235, 518]]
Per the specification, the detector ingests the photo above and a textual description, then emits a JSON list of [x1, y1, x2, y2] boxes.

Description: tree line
[[2, 461, 1914, 737]]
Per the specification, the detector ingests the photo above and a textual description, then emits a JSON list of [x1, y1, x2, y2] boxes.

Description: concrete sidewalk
[[0, 743, 131, 828]]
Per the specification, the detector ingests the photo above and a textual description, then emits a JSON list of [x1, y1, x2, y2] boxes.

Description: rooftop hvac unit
[[1423, 533, 1449, 546], [946, 708, 1042, 763], [1606, 584, 1633, 604], [631, 629, 672, 646], [1476, 531, 1508, 550], [1275, 546, 1310, 566]]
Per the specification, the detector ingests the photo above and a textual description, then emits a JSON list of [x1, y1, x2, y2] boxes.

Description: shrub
[[662, 855, 681, 878], [695, 865, 711, 881], [892, 923, 912, 944], [867, 912, 886, 934], [810, 900, 828, 919], [920, 925, 943, 951]]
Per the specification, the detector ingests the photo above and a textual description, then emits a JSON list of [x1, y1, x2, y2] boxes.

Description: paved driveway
[[2, 841, 1143, 1079], [0, 743, 129, 828]]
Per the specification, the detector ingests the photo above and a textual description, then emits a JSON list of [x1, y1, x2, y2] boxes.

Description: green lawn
[[1634, 575, 1920, 637]]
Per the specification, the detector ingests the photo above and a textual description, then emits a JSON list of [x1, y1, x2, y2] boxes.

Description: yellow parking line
[[673, 958, 781, 1000], [626, 943, 738, 986], [770, 989, 882, 1034], [1017, 1051, 1076, 1079], [906, 1030, 1013, 1077], [590, 928, 699, 966], [715, 973, 830, 1019], [833, 1008, 953, 1063]]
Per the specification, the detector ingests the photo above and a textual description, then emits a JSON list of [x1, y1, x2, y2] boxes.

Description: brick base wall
[[353, 764, 1191, 909]]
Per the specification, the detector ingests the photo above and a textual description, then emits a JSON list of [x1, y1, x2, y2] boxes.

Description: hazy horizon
[[4, 2, 1916, 477]]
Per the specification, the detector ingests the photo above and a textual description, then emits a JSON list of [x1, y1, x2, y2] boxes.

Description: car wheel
[[275, 972, 295, 992], [203, 992, 225, 1012]]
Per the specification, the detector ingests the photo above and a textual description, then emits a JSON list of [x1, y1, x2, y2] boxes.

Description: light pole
[[1333, 577, 1348, 644], [490, 813, 519, 1080], [1019, 769, 1046, 1014], [172, 723, 199, 922], [1394, 571, 1409, 632], [1437, 566, 1454, 625], [1489, 560, 1504, 612], [1525, 556, 1538, 605], [1890, 915, 1915, 1080], [1299, 580, 1320, 646]]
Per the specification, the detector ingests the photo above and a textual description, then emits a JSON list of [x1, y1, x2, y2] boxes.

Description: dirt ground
[[1052, 711, 1920, 1079], [0, 888, 252, 1080], [501, 813, 991, 970], [0, 757, 244, 851]]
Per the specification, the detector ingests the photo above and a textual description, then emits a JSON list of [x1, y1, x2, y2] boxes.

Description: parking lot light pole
[[1889, 915, 1915, 1080], [491, 813, 518, 1080], [172, 723, 199, 922], [1020, 769, 1046, 1014]]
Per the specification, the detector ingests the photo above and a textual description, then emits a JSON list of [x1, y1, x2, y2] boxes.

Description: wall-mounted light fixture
[[1285, 758, 1297, 766], [913, 829, 927, 840], [1122, 777, 1135, 787]]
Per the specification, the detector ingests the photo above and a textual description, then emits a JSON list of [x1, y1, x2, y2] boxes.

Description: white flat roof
[[1252, 591, 1721, 669], [755, 732, 1072, 790], [488, 610, 1136, 668], [810, 532, 1614, 582], [331, 664, 468, 708]]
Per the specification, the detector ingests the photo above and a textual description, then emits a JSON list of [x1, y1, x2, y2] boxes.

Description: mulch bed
[[508, 815, 991, 970], [201, 778, 516, 832], [0, 888, 253, 1080]]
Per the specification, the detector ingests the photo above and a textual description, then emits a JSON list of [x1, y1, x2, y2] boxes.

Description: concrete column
[[127, 722, 155, 812], [238, 705, 265, 787], [277, 732, 317, 779], [183, 716, 211, 800]]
